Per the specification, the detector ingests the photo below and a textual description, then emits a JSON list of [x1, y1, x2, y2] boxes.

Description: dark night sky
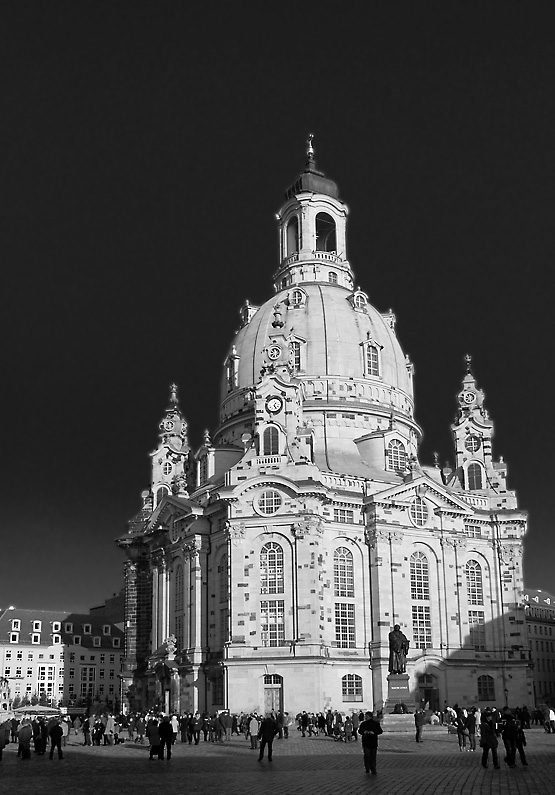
[[2, 4, 554, 612]]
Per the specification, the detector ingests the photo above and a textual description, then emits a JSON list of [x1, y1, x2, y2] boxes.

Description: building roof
[[0, 607, 124, 648]]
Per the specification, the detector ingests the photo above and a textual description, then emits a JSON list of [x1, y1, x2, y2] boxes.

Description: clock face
[[266, 396, 283, 414], [267, 345, 281, 361], [164, 419, 175, 431], [463, 392, 476, 404]]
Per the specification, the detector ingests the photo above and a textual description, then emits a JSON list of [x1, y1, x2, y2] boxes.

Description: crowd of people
[[1, 700, 553, 771]]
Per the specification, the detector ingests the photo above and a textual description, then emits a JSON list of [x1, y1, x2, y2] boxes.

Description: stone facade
[[117, 144, 532, 716]]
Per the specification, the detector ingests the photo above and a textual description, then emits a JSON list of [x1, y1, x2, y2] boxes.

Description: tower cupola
[[273, 135, 354, 292]]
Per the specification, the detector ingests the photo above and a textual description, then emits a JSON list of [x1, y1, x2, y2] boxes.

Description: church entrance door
[[263, 674, 283, 713]]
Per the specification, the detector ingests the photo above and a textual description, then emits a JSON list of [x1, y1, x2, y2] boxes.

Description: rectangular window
[[83, 624, 92, 635], [212, 675, 224, 706], [478, 676, 495, 701], [12, 619, 21, 631], [109, 670, 115, 679], [5, 651, 11, 659], [464, 525, 481, 538], [69, 668, 75, 678], [3, 668, 10, 677], [73, 636, 81, 645], [33, 621, 42, 632], [52, 621, 61, 632], [10, 633, 18, 643], [99, 669, 105, 679], [109, 655, 115, 664], [260, 600, 285, 647], [412, 605, 432, 649], [175, 615, 184, 652], [52, 635, 61, 645], [102, 625, 111, 636], [220, 607, 229, 647], [335, 603, 356, 648], [100, 654, 105, 664], [15, 667, 22, 677], [93, 637, 101, 647], [27, 668, 32, 677], [112, 638, 121, 648], [79, 666, 96, 698], [31, 634, 40, 644], [334, 508, 354, 524], [468, 610, 486, 651], [65, 623, 73, 633]]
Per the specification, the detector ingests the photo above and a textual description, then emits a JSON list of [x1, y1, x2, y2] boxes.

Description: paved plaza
[[1, 726, 554, 795]]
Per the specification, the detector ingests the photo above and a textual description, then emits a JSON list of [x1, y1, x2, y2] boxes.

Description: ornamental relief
[[292, 517, 323, 539], [365, 527, 403, 548], [224, 521, 246, 545]]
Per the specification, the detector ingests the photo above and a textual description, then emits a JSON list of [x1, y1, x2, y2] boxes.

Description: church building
[[117, 141, 532, 716]]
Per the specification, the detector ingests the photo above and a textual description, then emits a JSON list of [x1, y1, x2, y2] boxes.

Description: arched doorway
[[263, 674, 283, 713], [417, 673, 439, 711]]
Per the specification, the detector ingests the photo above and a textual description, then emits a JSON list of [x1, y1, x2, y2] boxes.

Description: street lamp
[[504, 688, 509, 708]]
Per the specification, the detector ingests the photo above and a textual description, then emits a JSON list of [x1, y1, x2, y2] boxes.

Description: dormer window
[[11, 619, 21, 631], [361, 337, 382, 378], [31, 633, 40, 644], [10, 632, 18, 643], [290, 289, 304, 307], [52, 635, 61, 645], [387, 439, 407, 472], [350, 290, 369, 313], [64, 623, 73, 633], [329, 271, 338, 284], [366, 345, 379, 376], [52, 621, 61, 632], [112, 637, 121, 648], [83, 624, 92, 635], [73, 635, 81, 645], [102, 625, 111, 636], [33, 621, 42, 632]]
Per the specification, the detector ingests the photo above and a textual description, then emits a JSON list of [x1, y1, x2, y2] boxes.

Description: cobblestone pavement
[[1, 727, 554, 795]]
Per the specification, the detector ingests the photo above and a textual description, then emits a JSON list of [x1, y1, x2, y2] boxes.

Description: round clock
[[267, 345, 281, 361], [164, 419, 175, 431], [463, 392, 476, 404], [266, 395, 284, 414]]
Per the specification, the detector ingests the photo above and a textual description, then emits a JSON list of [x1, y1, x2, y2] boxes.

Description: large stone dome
[[226, 283, 412, 399]]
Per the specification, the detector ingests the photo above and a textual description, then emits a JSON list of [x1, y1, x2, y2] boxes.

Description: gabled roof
[[368, 474, 474, 515]]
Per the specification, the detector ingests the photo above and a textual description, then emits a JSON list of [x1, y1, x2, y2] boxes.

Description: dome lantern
[[273, 135, 354, 292]]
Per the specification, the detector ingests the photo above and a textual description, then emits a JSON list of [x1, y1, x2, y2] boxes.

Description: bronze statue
[[388, 625, 410, 674]]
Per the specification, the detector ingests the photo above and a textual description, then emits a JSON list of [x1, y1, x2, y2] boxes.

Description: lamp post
[[504, 688, 509, 708]]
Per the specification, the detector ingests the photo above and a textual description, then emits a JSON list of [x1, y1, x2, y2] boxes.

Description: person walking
[[465, 707, 477, 752], [257, 712, 279, 763], [480, 709, 500, 769], [358, 711, 383, 775]]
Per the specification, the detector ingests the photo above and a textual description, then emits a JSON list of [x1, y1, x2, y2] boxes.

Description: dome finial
[[306, 133, 315, 163], [169, 383, 178, 404], [464, 354, 472, 374]]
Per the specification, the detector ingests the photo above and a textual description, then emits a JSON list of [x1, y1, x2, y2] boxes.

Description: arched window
[[387, 439, 406, 471], [175, 564, 184, 612], [466, 560, 484, 605], [219, 554, 228, 603], [409, 497, 428, 527], [342, 674, 362, 701], [329, 271, 338, 284], [366, 345, 379, 376], [467, 462, 483, 490], [477, 674, 495, 701], [290, 341, 301, 371], [410, 551, 429, 600], [354, 293, 367, 310], [315, 212, 336, 251], [286, 216, 299, 256], [263, 426, 279, 456], [199, 455, 208, 485], [290, 289, 304, 306], [260, 542, 284, 594], [156, 486, 169, 506], [334, 547, 354, 597]]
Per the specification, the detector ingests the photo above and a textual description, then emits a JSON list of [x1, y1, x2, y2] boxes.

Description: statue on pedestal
[[388, 625, 410, 674]]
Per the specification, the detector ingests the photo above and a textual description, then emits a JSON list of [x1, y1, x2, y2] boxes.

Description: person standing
[[148, 719, 161, 760], [159, 715, 173, 760], [248, 714, 259, 749], [257, 713, 279, 762], [49, 719, 64, 760], [414, 708, 425, 742], [480, 709, 500, 769], [358, 711, 383, 775]]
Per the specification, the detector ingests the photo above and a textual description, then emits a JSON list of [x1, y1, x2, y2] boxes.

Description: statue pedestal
[[386, 673, 410, 706]]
